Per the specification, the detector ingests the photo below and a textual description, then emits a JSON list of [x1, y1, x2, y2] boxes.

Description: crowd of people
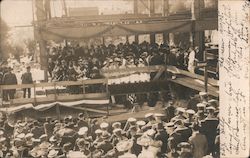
[[0, 40, 202, 101], [47, 41, 200, 82], [0, 91, 219, 158]]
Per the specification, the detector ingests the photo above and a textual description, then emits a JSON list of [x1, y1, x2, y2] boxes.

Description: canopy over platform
[[37, 18, 217, 41]]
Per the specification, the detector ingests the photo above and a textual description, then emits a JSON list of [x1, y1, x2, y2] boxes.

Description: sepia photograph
[[0, 0, 248, 158]]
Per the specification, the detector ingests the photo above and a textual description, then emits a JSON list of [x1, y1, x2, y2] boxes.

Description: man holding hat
[[21, 66, 33, 98]]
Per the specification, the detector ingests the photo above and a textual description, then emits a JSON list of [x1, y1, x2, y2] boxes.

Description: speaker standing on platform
[[21, 66, 33, 98]]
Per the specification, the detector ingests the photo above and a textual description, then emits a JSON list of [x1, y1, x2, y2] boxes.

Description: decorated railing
[[0, 65, 219, 106]]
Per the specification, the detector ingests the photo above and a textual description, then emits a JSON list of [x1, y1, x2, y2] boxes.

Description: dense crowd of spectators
[[0, 91, 219, 158], [47, 41, 200, 82]]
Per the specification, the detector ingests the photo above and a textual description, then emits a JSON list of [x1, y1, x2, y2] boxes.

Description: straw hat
[[145, 113, 154, 118], [199, 92, 207, 96], [95, 129, 103, 134], [137, 136, 153, 146], [146, 129, 156, 136], [47, 149, 59, 158], [154, 113, 165, 117], [67, 151, 87, 158], [112, 122, 121, 128], [176, 107, 185, 113], [127, 117, 137, 122], [197, 103, 206, 108], [116, 140, 134, 152], [100, 122, 109, 129], [136, 120, 146, 126], [186, 109, 195, 115], [113, 128, 122, 133], [206, 106, 216, 111]]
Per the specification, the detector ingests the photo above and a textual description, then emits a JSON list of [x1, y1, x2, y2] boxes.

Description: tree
[[0, 18, 12, 61], [24, 39, 37, 56]]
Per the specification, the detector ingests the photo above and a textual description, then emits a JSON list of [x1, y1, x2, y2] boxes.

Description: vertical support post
[[33, 84, 37, 105], [135, 34, 139, 44], [62, 0, 68, 17], [163, 32, 169, 44], [105, 78, 110, 116], [0, 87, 3, 106], [82, 81, 85, 94], [150, 33, 156, 44], [54, 82, 57, 102], [126, 35, 129, 43], [191, 0, 205, 59], [204, 50, 208, 92], [162, 0, 169, 16], [56, 103, 61, 121], [134, 0, 138, 15], [149, 0, 155, 16]]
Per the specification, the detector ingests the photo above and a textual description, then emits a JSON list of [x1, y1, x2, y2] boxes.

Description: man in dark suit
[[2, 67, 17, 101], [155, 123, 169, 157], [21, 66, 33, 98], [188, 124, 208, 158]]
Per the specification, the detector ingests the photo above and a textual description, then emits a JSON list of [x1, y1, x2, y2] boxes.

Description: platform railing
[[0, 65, 219, 106], [0, 78, 109, 106]]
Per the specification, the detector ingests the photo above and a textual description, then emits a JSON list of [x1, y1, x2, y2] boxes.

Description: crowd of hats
[[0, 91, 219, 158], [46, 40, 191, 82]]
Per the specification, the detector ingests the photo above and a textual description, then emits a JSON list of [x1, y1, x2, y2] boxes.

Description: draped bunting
[[40, 20, 193, 41]]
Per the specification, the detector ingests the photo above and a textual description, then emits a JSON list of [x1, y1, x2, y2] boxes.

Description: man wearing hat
[[124, 117, 137, 133], [171, 107, 186, 122], [47, 149, 59, 158], [154, 113, 166, 124], [75, 127, 91, 150], [112, 122, 122, 130], [93, 129, 103, 147], [116, 140, 136, 158], [77, 113, 88, 130], [172, 119, 192, 144], [208, 99, 218, 108], [21, 66, 33, 98], [96, 132, 113, 155], [155, 122, 168, 157], [0, 137, 7, 157], [142, 113, 156, 131], [184, 109, 195, 126], [164, 100, 176, 122], [137, 135, 156, 158], [112, 128, 127, 146], [195, 103, 207, 123], [205, 106, 217, 119], [177, 142, 193, 158], [44, 117, 54, 139], [136, 120, 146, 134], [199, 92, 208, 104], [188, 124, 208, 158], [76, 138, 91, 157], [2, 67, 17, 101], [201, 106, 219, 156]]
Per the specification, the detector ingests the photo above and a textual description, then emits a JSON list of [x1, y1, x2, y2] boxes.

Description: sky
[[0, 0, 133, 44], [0, 0, 214, 45]]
